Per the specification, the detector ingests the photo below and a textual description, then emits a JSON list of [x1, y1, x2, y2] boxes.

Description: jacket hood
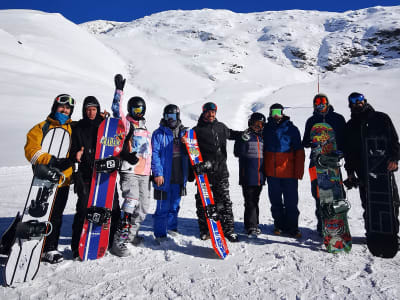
[[350, 103, 374, 120]]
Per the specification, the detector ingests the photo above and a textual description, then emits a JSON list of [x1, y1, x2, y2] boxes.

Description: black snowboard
[[365, 137, 399, 258]]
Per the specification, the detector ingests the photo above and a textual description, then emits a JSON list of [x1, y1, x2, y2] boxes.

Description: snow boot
[[41, 250, 63, 264]]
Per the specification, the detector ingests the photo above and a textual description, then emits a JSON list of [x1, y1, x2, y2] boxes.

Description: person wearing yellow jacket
[[24, 94, 75, 264]]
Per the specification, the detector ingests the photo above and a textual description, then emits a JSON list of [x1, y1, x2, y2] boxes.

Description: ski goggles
[[270, 108, 282, 117], [164, 113, 177, 121], [55, 95, 75, 107], [314, 97, 328, 106], [132, 106, 144, 115], [348, 93, 365, 104]]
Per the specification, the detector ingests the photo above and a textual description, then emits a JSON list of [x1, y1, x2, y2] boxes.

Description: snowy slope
[[0, 7, 400, 299]]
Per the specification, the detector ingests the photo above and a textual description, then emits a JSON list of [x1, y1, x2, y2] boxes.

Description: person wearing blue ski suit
[[263, 103, 305, 237], [151, 104, 189, 240], [302, 93, 346, 235]]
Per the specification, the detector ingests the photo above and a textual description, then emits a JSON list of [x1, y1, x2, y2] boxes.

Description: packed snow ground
[[0, 7, 400, 299]]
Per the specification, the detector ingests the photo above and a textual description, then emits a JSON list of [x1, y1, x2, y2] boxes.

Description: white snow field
[[0, 7, 400, 299]]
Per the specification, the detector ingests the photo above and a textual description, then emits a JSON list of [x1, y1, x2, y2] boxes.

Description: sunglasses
[[314, 97, 328, 106], [56, 95, 75, 107], [349, 94, 365, 104], [271, 108, 282, 117], [164, 113, 177, 121]]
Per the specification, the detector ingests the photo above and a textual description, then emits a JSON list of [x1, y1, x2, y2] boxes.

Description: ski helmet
[[82, 96, 100, 119], [313, 93, 329, 113], [51, 94, 75, 116], [202, 102, 218, 113], [163, 104, 180, 129], [269, 103, 284, 117], [248, 112, 266, 127], [127, 96, 146, 119]]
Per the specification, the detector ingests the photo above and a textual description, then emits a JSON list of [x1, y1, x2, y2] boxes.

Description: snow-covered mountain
[[0, 7, 400, 299]]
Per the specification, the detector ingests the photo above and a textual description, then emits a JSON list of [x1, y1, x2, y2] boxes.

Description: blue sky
[[1, 0, 398, 24]]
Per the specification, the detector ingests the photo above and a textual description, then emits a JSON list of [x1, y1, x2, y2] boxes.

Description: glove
[[114, 74, 126, 91], [241, 129, 251, 142], [193, 161, 212, 174], [49, 157, 72, 171], [343, 176, 360, 190], [120, 150, 139, 165]]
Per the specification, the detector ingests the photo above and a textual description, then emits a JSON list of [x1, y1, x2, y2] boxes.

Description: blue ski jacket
[[234, 129, 265, 186], [151, 121, 188, 192]]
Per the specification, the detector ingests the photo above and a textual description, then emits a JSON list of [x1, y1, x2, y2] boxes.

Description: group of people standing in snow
[[21, 74, 400, 263]]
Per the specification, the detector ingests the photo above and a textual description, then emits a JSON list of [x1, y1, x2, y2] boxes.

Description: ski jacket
[[24, 115, 73, 186], [193, 116, 240, 182], [111, 90, 152, 176], [234, 129, 265, 186], [151, 121, 188, 192], [302, 106, 346, 153], [263, 116, 305, 179], [343, 104, 400, 177]]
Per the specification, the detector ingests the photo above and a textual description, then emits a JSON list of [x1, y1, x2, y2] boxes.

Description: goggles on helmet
[[314, 97, 328, 106], [271, 108, 282, 117], [349, 93, 365, 104], [164, 113, 177, 121], [132, 106, 144, 115], [56, 95, 75, 107]]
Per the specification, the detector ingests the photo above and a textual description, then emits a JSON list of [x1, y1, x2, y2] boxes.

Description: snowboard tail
[[184, 129, 229, 259]]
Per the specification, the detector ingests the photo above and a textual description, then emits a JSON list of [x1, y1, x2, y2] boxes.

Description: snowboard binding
[[15, 220, 52, 240], [316, 151, 343, 170], [86, 206, 112, 225], [95, 156, 122, 173], [28, 187, 52, 218]]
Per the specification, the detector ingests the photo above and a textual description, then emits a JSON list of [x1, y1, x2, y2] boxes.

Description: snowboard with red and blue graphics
[[184, 129, 229, 259], [79, 117, 125, 261]]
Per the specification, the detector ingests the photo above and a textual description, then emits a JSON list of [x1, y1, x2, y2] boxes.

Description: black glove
[[193, 161, 212, 174], [49, 157, 72, 171], [343, 176, 360, 190], [114, 74, 126, 91], [120, 150, 139, 165]]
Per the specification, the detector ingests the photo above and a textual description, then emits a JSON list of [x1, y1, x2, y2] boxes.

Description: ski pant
[[310, 177, 322, 233], [43, 185, 69, 252], [71, 182, 120, 253], [242, 185, 263, 232], [196, 177, 235, 235], [267, 177, 299, 232], [119, 173, 151, 236], [153, 184, 181, 238]]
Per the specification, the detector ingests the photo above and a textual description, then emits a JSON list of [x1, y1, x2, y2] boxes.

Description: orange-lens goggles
[[314, 97, 328, 106]]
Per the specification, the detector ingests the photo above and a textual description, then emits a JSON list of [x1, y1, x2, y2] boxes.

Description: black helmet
[[202, 102, 217, 113], [248, 112, 266, 127], [163, 104, 180, 120], [269, 103, 284, 117], [51, 94, 75, 116], [127, 96, 146, 119], [82, 96, 100, 119]]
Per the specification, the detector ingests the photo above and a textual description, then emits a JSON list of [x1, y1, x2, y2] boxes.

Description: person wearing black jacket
[[69, 96, 121, 259], [302, 93, 346, 235], [343, 92, 400, 239], [192, 102, 241, 242]]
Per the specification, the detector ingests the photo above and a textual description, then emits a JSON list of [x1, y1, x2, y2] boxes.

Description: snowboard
[[364, 136, 399, 258], [184, 129, 229, 259], [78, 117, 126, 261], [310, 123, 352, 253], [1, 127, 70, 286]]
